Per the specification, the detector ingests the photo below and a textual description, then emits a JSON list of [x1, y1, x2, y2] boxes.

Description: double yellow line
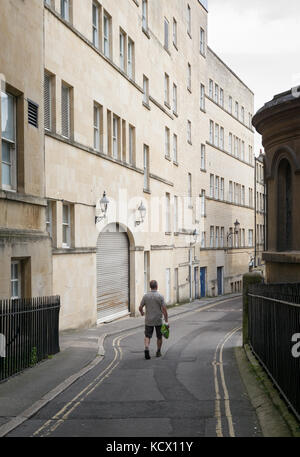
[[33, 329, 138, 437], [33, 296, 241, 437], [213, 326, 242, 437]]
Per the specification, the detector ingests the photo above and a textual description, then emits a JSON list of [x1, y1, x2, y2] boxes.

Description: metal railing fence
[[0, 296, 60, 382], [248, 283, 300, 421]]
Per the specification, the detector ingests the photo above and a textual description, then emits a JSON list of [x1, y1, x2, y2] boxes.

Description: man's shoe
[[144, 349, 151, 360], [156, 350, 161, 357]]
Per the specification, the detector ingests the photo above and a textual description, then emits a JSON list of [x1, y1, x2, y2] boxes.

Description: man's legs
[[155, 326, 163, 357], [144, 326, 153, 359]]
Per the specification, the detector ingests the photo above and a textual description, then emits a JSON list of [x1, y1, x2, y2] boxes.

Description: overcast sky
[[207, 0, 300, 154]]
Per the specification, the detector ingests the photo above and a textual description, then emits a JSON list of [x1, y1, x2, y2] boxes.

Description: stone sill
[[0, 189, 46, 207], [263, 251, 300, 264]]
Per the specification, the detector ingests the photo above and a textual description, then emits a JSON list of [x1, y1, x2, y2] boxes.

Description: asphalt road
[[8, 296, 262, 437]]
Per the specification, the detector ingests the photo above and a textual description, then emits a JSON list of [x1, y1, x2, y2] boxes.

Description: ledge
[[149, 173, 174, 187], [206, 94, 254, 133], [142, 101, 151, 111], [263, 251, 300, 264], [206, 141, 254, 168], [142, 27, 150, 39], [0, 190, 47, 207], [151, 244, 174, 251], [53, 247, 96, 255]]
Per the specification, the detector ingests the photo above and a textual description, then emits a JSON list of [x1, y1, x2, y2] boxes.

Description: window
[[201, 232, 206, 248], [128, 125, 135, 165], [173, 134, 178, 163], [61, 83, 71, 138], [214, 124, 219, 147], [174, 195, 178, 232], [200, 84, 205, 110], [220, 178, 224, 201], [241, 141, 245, 161], [229, 96, 232, 113], [201, 144, 205, 170], [215, 176, 219, 200], [249, 112, 252, 128], [142, 0, 148, 31], [248, 229, 253, 247], [44, 73, 52, 131], [61, 0, 70, 21], [220, 88, 224, 107], [103, 12, 111, 58], [187, 4, 191, 36], [209, 120, 214, 143], [165, 127, 170, 158], [62, 203, 71, 248], [164, 73, 170, 105], [214, 84, 219, 104], [220, 227, 224, 248], [92, 3, 100, 48], [229, 181, 233, 202], [229, 133, 232, 154], [119, 30, 126, 71], [249, 188, 253, 207], [216, 227, 219, 248], [11, 261, 21, 299], [210, 174, 214, 198], [112, 115, 119, 159], [209, 79, 213, 98], [242, 229, 245, 247], [201, 190, 206, 216], [143, 75, 149, 105], [94, 103, 102, 152], [173, 18, 177, 47], [249, 145, 253, 164], [220, 127, 224, 149], [164, 18, 169, 50], [165, 193, 171, 232], [210, 227, 214, 248], [200, 27, 205, 55], [241, 106, 245, 124], [235, 101, 239, 119], [143, 144, 149, 190], [144, 251, 149, 293], [187, 120, 192, 143], [127, 38, 134, 79], [1, 90, 16, 190], [188, 173, 192, 206], [173, 83, 177, 114], [187, 63, 191, 91], [241, 185, 245, 205], [46, 201, 53, 238]]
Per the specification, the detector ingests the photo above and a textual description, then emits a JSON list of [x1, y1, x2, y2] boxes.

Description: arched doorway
[[96, 224, 130, 323]]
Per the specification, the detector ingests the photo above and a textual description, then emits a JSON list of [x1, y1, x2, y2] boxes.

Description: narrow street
[[8, 296, 261, 437]]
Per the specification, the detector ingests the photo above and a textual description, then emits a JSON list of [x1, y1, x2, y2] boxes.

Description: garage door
[[96, 229, 130, 323]]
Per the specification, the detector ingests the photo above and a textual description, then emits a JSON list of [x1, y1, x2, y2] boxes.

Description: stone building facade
[[254, 150, 266, 269], [0, 0, 255, 330], [0, 0, 52, 300]]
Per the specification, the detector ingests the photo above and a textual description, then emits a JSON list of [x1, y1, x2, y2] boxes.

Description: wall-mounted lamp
[[191, 228, 199, 245], [135, 201, 147, 226], [226, 219, 240, 245], [95, 191, 109, 224]]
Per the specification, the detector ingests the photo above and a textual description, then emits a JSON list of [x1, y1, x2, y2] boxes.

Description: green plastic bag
[[161, 323, 169, 339]]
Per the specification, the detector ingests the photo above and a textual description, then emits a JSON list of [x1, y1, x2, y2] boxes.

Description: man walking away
[[139, 280, 169, 360]]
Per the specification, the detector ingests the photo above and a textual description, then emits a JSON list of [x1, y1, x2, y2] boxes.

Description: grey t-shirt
[[140, 291, 166, 326]]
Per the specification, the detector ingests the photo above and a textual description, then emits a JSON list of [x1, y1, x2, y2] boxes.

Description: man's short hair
[[150, 280, 158, 290]]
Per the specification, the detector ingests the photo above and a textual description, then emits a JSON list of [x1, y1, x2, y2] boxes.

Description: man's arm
[[139, 296, 145, 316], [162, 305, 169, 325]]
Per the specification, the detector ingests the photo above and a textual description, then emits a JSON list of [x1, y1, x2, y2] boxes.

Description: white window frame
[[210, 174, 214, 198], [200, 84, 205, 110], [92, 2, 99, 48], [201, 144, 205, 170], [209, 79, 213, 98], [1, 90, 17, 191], [164, 73, 170, 105], [142, 0, 148, 30], [128, 38, 134, 79], [119, 30, 126, 71], [187, 4, 191, 36], [173, 133, 178, 163], [200, 27, 205, 55], [164, 17, 169, 50], [11, 260, 21, 299], [220, 178, 224, 201], [103, 12, 110, 58], [62, 203, 71, 248], [209, 120, 214, 144], [143, 75, 149, 105], [61, 0, 70, 21], [173, 18, 177, 47], [187, 63, 191, 91], [214, 124, 219, 147], [143, 144, 149, 190], [173, 83, 177, 113], [187, 120, 192, 143], [220, 127, 224, 150], [94, 103, 100, 151], [129, 125, 134, 165], [112, 116, 118, 159], [210, 226, 214, 248], [165, 126, 170, 158]]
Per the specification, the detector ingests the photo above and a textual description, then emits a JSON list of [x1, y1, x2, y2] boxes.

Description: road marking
[[31, 296, 242, 437], [33, 329, 137, 437], [213, 326, 242, 437]]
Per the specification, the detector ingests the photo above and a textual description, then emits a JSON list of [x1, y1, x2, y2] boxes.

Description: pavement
[[0, 293, 297, 438]]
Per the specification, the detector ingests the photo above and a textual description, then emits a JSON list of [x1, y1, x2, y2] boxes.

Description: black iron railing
[[0, 296, 60, 382], [248, 283, 300, 421]]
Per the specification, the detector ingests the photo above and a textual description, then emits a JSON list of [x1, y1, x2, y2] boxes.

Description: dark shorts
[[145, 325, 162, 339]]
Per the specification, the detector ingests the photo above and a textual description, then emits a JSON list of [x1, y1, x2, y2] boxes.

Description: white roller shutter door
[[96, 231, 129, 323]]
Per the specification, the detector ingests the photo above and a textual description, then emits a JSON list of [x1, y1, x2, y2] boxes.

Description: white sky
[[207, 0, 300, 154]]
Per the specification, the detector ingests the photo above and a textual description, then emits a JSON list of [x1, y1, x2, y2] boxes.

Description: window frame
[[62, 203, 71, 248], [1, 90, 17, 191]]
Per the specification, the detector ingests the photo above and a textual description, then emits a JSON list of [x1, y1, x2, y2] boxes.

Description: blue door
[[200, 267, 206, 298], [217, 267, 223, 295]]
